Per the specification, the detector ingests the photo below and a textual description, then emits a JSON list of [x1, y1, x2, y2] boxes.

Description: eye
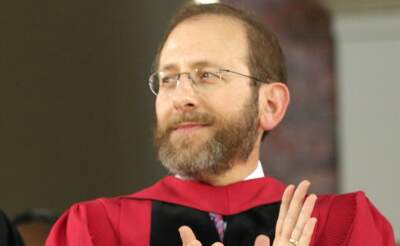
[[200, 72, 211, 79], [160, 75, 176, 86], [161, 76, 172, 83], [198, 71, 220, 83]]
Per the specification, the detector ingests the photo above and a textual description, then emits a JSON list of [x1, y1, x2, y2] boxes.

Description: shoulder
[[56, 194, 151, 228], [312, 191, 396, 246], [46, 195, 153, 246], [67, 197, 123, 219], [314, 191, 389, 226], [313, 191, 360, 220]]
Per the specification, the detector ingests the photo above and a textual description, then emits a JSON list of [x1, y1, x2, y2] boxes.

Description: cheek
[[155, 96, 169, 123], [155, 98, 162, 121], [210, 86, 252, 114]]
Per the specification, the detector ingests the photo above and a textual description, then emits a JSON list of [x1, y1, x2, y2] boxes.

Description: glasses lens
[[194, 69, 221, 85], [149, 73, 160, 95]]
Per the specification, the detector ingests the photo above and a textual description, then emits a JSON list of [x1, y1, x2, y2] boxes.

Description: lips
[[173, 122, 208, 132]]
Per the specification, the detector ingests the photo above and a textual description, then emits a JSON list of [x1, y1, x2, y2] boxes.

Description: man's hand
[[272, 180, 317, 245], [179, 226, 271, 246], [179, 180, 317, 246], [179, 226, 224, 246]]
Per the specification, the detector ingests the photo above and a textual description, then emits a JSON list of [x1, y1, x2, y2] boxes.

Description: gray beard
[[154, 93, 259, 181], [158, 133, 229, 180]]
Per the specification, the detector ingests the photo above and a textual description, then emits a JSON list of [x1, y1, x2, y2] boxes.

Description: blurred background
[[1, 0, 399, 243]]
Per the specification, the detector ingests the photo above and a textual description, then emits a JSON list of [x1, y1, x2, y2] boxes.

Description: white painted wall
[[334, 9, 400, 240]]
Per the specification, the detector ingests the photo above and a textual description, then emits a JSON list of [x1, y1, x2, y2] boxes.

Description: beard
[[154, 92, 260, 182]]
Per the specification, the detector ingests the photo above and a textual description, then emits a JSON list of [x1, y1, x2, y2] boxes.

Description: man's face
[[154, 15, 260, 180]]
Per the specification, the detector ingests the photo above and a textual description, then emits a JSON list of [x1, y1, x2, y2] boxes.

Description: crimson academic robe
[[46, 176, 396, 246]]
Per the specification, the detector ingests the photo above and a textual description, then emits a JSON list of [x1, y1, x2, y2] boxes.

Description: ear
[[258, 82, 290, 131]]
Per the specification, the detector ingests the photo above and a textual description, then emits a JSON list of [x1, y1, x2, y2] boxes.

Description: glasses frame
[[148, 68, 265, 96]]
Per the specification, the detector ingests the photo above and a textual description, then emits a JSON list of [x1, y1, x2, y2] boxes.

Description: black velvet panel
[[150, 201, 281, 246], [150, 201, 220, 246], [224, 203, 280, 246]]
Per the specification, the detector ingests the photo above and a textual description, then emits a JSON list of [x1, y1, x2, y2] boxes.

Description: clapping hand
[[179, 180, 317, 246]]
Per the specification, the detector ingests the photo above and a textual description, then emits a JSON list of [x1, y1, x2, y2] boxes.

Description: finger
[[211, 242, 224, 246], [188, 240, 202, 246], [290, 194, 317, 241], [275, 184, 295, 236], [280, 180, 311, 239], [254, 234, 270, 246], [298, 218, 317, 246], [179, 226, 197, 245]]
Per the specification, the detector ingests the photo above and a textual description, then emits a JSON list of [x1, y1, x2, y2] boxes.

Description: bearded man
[[46, 3, 395, 246]]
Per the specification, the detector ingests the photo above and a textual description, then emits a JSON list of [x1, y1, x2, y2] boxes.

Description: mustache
[[162, 111, 216, 133]]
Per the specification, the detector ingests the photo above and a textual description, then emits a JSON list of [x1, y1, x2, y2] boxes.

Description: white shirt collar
[[244, 161, 265, 180]]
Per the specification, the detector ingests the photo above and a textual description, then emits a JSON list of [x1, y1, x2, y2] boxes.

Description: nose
[[172, 74, 197, 112], [176, 73, 195, 92]]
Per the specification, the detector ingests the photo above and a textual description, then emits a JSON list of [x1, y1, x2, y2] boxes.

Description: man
[[46, 3, 396, 246], [14, 209, 57, 246], [0, 209, 24, 246]]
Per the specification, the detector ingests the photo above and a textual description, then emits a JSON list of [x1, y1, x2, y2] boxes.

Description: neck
[[201, 141, 261, 186]]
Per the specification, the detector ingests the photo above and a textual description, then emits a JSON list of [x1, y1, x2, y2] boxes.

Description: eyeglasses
[[148, 68, 263, 95]]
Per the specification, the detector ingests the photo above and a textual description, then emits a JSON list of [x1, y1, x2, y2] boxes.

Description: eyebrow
[[159, 60, 221, 72]]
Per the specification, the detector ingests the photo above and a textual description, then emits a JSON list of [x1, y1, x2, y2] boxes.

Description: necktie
[[209, 212, 226, 241]]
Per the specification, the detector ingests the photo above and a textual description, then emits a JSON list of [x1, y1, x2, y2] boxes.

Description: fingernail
[[178, 226, 187, 234], [308, 194, 317, 199]]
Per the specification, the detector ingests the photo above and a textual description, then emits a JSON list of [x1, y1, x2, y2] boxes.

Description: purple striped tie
[[209, 212, 226, 241]]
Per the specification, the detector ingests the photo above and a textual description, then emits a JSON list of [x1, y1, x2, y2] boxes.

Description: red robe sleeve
[[46, 198, 152, 246], [312, 191, 396, 246], [45, 199, 120, 246]]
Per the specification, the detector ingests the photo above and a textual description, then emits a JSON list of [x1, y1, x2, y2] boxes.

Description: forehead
[[159, 15, 248, 71]]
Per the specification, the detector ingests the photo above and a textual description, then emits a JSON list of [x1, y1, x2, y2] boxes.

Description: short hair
[[153, 3, 287, 84], [153, 3, 287, 140], [14, 209, 57, 226]]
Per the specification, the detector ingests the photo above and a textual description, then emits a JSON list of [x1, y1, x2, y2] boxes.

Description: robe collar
[[126, 176, 286, 215]]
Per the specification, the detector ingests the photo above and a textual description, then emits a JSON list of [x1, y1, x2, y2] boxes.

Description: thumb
[[188, 240, 202, 246], [179, 226, 197, 245], [254, 234, 270, 246]]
